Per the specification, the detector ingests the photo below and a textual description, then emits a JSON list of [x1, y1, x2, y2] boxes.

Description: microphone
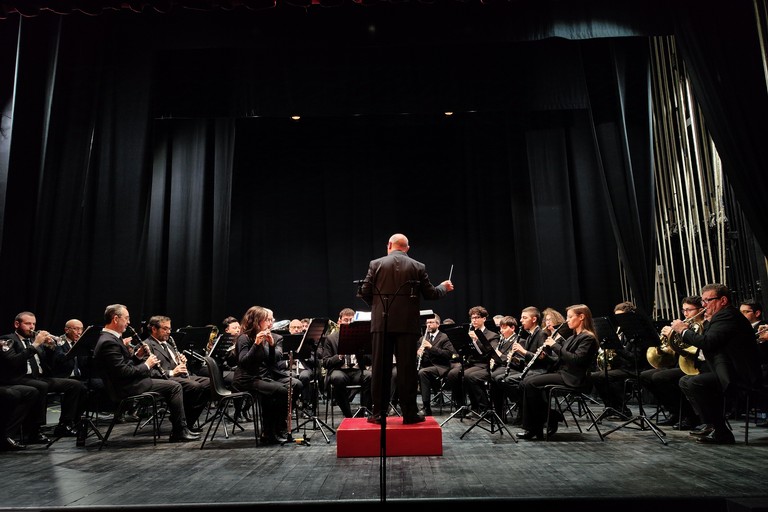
[[353, 279, 367, 285], [408, 280, 420, 298]]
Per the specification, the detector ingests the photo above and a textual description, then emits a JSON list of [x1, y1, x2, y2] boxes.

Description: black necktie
[[429, 333, 434, 342], [24, 338, 41, 377]]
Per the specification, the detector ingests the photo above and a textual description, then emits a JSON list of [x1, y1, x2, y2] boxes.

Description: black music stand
[[293, 318, 335, 443], [208, 333, 235, 369], [591, 316, 629, 424], [439, 324, 482, 427], [176, 326, 214, 375], [458, 328, 517, 441], [53, 325, 104, 448], [602, 311, 668, 445], [337, 321, 373, 419]]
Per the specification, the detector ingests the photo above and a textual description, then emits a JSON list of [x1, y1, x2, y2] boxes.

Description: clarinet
[[167, 336, 188, 378], [502, 334, 521, 378], [141, 341, 169, 379], [517, 343, 546, 380]]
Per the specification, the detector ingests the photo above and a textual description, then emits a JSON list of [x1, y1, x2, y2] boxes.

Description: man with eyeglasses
[[142, 315, 210, 431], [664, 284, 763, 444], [740, 301, 768, 400], [94, 305, 199, 443], [641, 296, 703, 431]]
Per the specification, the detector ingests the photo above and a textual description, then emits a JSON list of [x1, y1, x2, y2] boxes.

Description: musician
[[445, 306, 500, 415], [234, 306, 301, 444], [518, 304, 599, 440], [542, 308, 566, 337], [640, 296, 703, 430], [93, 304, 199, 442], [142, 315, 211, 429], [666, 284, 763, 444], [492, 309, 549, 424], [590, 301, 651, 420], [358, 233, 454, 425], [321, 308, 371, 419], [417, 313, 456, 417], [0, 384, 38, 450], [740, 301, 768, 384], [0, 311, 87, 442], [288, 319, 304, 334]]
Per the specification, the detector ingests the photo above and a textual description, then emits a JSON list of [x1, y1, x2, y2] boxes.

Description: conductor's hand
[[441, 280, 455, 292]]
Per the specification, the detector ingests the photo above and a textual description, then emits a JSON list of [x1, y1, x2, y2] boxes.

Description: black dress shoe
[[169, 428, 200, 443], [672, 419, 696, 431], [0, 437, 26, 451], [422, 408, 433, 417], [697, 429, 735, 445], [402, 414, 426, 425], [517, 429, 543, 440], [689, 424, 715, 437], [26, 432, 52, 444], [187, 427, 203, 435], [261, 433, 288, 445], [367, 415, 382, 424], [54, 424, 78, 437]]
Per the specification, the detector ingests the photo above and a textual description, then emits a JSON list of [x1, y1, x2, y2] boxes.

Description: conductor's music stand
[[337, 321, 373, 419], [52, 325, 104, 448], [458, 328, 517, 441], [293, 318, 335, 444], [591, 316, 630, 423], [602, 311, 668, 445]]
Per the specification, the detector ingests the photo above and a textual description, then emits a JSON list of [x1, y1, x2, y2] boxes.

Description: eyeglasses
[[157, 326, 172, 332], [681, 308, 700, 313], [701, 297, 720, 304]]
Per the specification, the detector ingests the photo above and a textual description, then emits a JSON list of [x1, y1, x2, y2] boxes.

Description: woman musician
[[638, 296, 704, 430], [518, 304, 599, 440]]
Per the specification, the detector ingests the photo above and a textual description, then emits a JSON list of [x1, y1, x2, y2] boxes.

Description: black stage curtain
[[0, 5, 668, 328]]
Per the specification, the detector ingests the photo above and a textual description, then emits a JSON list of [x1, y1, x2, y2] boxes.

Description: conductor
[[358, 233, 454, 424]]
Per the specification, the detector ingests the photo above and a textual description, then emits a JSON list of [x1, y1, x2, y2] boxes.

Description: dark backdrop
[[0, 1, 764, 331]]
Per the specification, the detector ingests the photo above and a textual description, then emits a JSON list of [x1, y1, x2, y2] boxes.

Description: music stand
[[337, 321, 373, 419], [208, 333, 235, 368], [602, 311, 668, 445], [591, 316, 630, 423], [293, 318, 335, 443], [458, 328, 517, 441], [53, 325, 104, 448], [439, 324, 482, 426]]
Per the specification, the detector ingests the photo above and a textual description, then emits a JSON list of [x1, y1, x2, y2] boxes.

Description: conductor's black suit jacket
[[359, 249, 448, 333]]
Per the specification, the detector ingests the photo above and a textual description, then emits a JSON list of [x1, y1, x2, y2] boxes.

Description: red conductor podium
[[336, 416, 443, 457]]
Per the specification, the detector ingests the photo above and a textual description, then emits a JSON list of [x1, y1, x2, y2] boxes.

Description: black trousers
[[3, 375, 86, 428], [0, 384, 39, 437]]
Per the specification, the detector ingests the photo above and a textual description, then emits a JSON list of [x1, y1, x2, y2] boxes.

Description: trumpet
[[31, 330, 64, 347]]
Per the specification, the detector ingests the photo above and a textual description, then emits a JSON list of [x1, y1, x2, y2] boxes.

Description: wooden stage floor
[[1, 398, 767, 512]]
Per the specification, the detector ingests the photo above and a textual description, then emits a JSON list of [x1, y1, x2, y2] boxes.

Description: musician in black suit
[[590, 301, 652, 420], [358, 233, 454, 424], [668, 284, 763, 444], [93, 304, 199, 443], [0, 384, 38, 450], [321, 308, 371, 419], [142, 315, 210, 428], [492, 309, 549, 424], [518, 304, 599, 440], [640, 296, 703, 430], [740, 300, 768, 384], [417, 313, 456, 416], [444, 306, 498, 415], [0, 311, 86, 442], [233, 305, 301, 444]]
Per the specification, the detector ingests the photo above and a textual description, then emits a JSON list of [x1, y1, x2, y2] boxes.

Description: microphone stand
[[356, 278, 416, 505]]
